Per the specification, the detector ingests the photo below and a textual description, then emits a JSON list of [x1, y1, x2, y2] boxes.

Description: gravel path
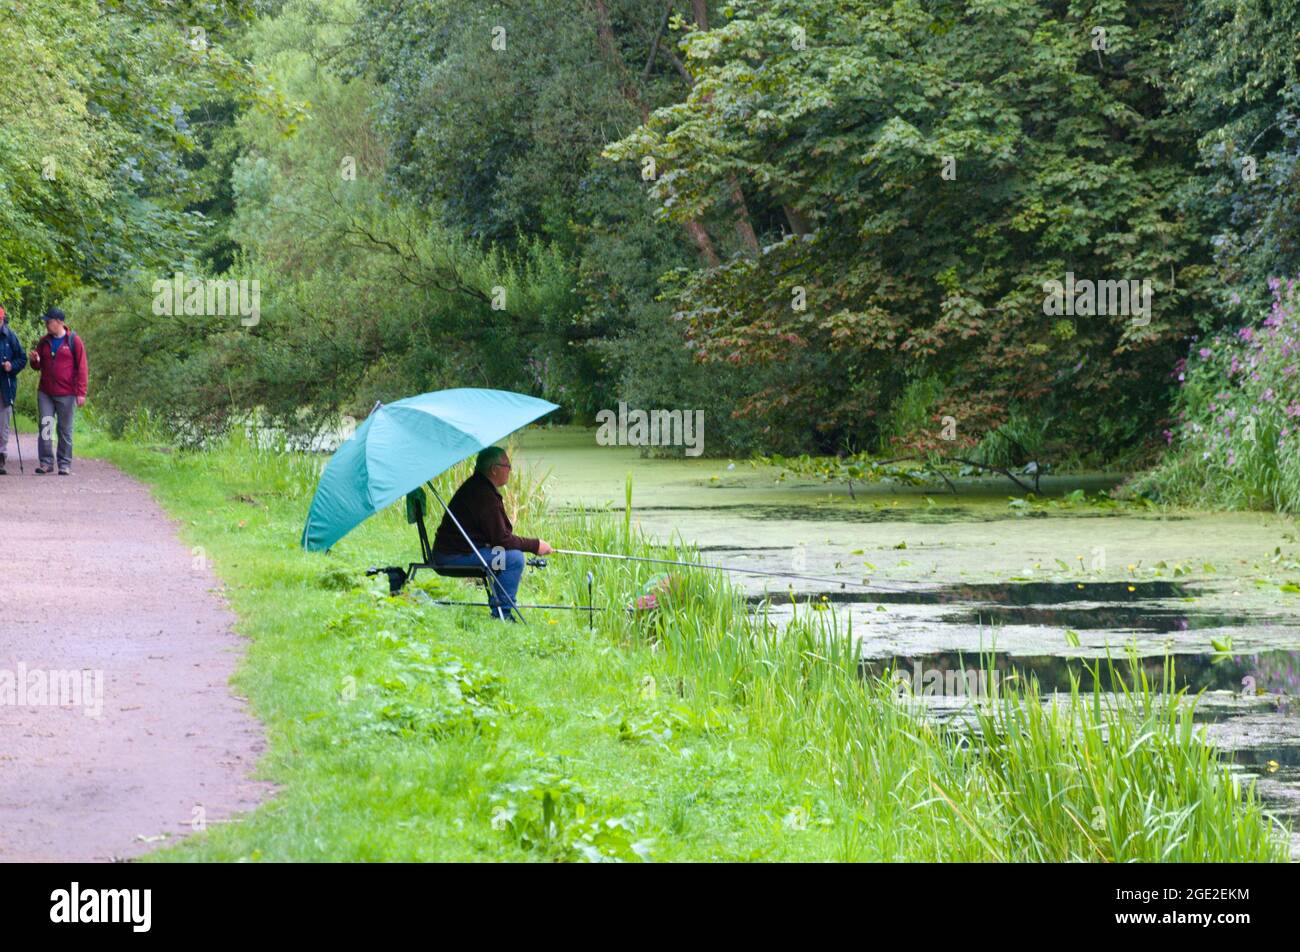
[[0, 431, 270, 861]]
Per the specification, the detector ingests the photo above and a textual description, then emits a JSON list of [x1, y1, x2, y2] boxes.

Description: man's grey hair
[[475, 445, 508, 474]]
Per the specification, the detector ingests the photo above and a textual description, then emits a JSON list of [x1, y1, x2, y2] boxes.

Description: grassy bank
[[81, 425, 1289, 862]]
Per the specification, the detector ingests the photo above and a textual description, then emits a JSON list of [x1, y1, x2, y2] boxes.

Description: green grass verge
[[79, 424, 1290, 862]]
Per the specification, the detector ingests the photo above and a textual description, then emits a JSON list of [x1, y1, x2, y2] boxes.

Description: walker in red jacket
[[26, 308, 88, 475]]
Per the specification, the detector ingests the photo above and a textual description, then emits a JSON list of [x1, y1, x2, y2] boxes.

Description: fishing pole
[[423, 598, 605, 613], [552, 548, 923, 594]]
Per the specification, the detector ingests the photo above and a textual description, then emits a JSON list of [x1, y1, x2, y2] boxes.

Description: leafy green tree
[[1172, 0, 1300, 323], [83, 0, 581, 440], [341, 1, 781, 440], [0, 0, 258, 316], [609, 0, 1214, 458]]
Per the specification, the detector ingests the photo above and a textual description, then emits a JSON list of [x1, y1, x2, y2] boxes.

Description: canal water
[[516, 426, 1300, 851]]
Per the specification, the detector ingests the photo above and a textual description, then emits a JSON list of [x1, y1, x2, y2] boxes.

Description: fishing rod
[[422, 598, 605, 613], [552, 548, 923, 594], [419, 565, 604, 621]]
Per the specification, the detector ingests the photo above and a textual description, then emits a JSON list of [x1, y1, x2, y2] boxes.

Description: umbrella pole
[[429, 485, 527, 624]]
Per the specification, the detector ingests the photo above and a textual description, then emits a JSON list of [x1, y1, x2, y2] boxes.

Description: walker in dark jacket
[[0, 317, 26, 406], [0, 312, 27, 474]]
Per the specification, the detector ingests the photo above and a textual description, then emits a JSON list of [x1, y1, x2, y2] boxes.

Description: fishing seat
[[413, 492, 496, 597], [367, 487, 496, 605], [431, 564, 491, 581]]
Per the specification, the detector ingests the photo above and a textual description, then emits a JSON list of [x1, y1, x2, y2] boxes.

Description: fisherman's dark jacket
[[432, 472, 541, 556]]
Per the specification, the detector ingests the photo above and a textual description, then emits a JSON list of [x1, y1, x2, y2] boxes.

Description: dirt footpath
[[0, 432, 270, 861]]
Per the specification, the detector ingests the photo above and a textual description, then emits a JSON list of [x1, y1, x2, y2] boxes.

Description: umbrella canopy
[[301, 388, 558, 552]]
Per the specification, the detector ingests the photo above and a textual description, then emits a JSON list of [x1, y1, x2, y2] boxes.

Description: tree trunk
[[730, 180, 760, 252], [683, 220, 721, 267], [783, 204, 811, 237], [591, 0, 720, 267], [691, 0, 710, 30], [690, 1, 759, 256]]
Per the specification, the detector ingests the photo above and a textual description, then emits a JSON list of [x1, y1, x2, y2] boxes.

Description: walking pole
[[586, 571, 594, 632], [428, 484, 527, 624], [10, 404, 22, 474]]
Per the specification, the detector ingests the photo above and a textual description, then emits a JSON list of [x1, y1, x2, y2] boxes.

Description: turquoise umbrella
[[301, 388, 558, 552]]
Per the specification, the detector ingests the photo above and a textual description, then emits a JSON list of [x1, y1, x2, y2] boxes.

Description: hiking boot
[[58, 469, 70, 476], [0, 454, 6, 475], [34, 465, 52, 475]]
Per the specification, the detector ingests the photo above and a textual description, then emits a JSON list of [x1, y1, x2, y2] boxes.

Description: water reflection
[[751, 580, 1282, 634], [857, 649, 1300, 697]]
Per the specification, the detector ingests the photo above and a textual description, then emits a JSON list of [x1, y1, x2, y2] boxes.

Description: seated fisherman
[[433, 446, 553, 620]]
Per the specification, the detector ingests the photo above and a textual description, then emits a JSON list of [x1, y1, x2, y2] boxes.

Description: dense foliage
[[610, 0, 1217, 457], [4, 0, 1299, 474], [0, 0, 259, 313], [1172, 0, 1300, 325]]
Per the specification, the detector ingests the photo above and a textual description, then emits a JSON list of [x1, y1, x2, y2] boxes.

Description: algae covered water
[[516, 426, 1300, 849]]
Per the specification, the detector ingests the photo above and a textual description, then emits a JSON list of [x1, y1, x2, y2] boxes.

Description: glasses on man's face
[[495, 462, 512, 470]]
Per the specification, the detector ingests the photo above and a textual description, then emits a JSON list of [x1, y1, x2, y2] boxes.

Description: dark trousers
[[434, 547, 526, 619]]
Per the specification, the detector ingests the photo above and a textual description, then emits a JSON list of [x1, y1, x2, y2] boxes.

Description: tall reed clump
[[961, 660, 1284, 861], [1134, 274, 1300, 511], [542, 502, 1289, 861]]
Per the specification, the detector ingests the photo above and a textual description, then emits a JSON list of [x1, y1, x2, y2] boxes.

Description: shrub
[[1134, 275, 1300, 511]]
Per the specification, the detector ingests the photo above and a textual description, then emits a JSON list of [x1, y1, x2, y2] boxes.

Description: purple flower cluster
[[1169, 276, 1300, 475]]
